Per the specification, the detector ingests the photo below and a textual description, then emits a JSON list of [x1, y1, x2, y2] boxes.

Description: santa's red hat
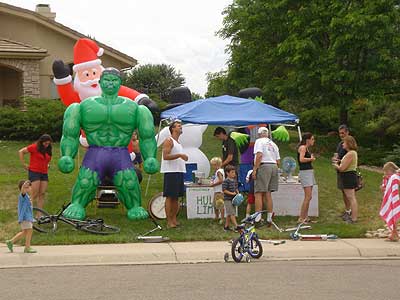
[[72, 38, 104, 72]]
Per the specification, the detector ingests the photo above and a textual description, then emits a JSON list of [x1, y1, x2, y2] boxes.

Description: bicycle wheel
[[231, 237, 245, 263], [80, 222, 120, 235], [32, 207, 57, 233], [249, 237, 263, 259]]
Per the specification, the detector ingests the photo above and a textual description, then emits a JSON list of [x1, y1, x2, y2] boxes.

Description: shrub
[[299, 106, 339, 134], [0, 98, 65, 141]]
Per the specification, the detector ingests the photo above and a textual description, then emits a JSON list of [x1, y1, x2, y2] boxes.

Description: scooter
[[137, 218, 170, 243], [289, 222, 338, 241], [271, 219, 312, 233]]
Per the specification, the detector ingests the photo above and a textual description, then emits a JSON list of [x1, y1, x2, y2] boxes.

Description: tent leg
[[297, 126, 302, 141], [145, 119, 164, 196], [268, 124, 272, 140]]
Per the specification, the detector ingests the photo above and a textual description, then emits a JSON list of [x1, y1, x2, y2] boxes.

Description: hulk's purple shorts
[[82, 145, 133, 184]]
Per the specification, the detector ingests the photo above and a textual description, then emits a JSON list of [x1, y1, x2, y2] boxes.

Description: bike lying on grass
[[33, 203, 120, 235]]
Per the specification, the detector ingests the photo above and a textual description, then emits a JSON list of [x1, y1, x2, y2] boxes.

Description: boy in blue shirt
[[6, 180, 36, 253]]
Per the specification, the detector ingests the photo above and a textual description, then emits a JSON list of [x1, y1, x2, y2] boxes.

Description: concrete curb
[[1, 239, 400, 269]]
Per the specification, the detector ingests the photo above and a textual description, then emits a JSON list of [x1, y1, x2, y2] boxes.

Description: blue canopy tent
[[159, 95, 301, 193], [160, 95, 299, 126]]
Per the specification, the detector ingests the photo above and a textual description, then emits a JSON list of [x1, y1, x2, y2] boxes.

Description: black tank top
[[297, 147, 313, 170]]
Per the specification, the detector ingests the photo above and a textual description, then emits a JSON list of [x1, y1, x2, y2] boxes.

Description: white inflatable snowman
[[156, 124, 210, 177]]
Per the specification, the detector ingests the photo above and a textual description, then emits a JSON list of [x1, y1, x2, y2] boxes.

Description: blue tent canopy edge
[[160, 95, 299, 126]]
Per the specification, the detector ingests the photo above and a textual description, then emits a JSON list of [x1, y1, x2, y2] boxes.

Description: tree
[[191, 92, 203, 100], [124, 64, 185, 101], [205, 70, 235, 97], [218, 0, 400, 123]]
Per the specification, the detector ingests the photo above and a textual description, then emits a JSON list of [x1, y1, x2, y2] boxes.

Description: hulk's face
[[100, 73, 121, 95]]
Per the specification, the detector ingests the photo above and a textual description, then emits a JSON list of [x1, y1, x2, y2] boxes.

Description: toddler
[[380, 162, 400, 241], [6, 180, 37, 253], [210, 157, 225, 224]]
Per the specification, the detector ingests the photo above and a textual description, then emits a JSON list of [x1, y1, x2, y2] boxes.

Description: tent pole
[[268, 124, 272, 140], [297, 125, 302, 141], [145, 119, 164, 197]]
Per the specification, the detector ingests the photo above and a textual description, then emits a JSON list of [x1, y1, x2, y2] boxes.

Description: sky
[[3, 0, 232, 96]]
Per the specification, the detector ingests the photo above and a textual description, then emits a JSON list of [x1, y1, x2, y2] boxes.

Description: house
[[0, 3, 137, 106]]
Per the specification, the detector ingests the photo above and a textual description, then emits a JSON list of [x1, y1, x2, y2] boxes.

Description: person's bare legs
[[225, 214, 231, 229], [390, 223, 399, 241], [230, 215, 238, 228], [165, 197, 176, 228], [24, 228, 33, 249], [37, 180, 48, 210], [343, 189, 358, 221], [342, 190, 351, 211], [246, 203, 251, 216], [10, 231, 25, 244], [30, 180, 40, 208], [255, 192, 263, 212], [215, 207, 220, 220], [299, 186, 313, 221], [172, 199, 180, 226], [220, 208, 225, 220]]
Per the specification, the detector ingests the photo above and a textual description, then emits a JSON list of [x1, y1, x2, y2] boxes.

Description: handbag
[[355, 170, 364, 191]]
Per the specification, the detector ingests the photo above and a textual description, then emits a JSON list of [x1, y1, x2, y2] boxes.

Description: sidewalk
[[1, 239, 400, 268]]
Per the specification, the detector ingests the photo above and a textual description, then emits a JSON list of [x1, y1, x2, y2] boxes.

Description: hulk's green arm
[[136, 105, 157, 161], [60, 103, 81, 158]]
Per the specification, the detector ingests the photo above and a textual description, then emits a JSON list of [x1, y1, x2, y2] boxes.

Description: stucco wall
[[0, 10, 135, 99]]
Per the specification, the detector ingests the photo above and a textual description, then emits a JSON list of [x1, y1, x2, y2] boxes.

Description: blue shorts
[[163, 173, 184, 198], [28, 170, 48, 182]]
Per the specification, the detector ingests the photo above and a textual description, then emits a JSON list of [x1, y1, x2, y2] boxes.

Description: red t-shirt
[[27, 143, 52, 174]]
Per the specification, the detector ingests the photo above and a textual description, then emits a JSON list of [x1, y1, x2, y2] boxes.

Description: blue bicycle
[[224, 210, 266, 263]]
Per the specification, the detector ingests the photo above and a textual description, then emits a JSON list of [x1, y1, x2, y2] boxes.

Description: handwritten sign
[[186, 186, 215, 219], [186, 186, 238, 219]]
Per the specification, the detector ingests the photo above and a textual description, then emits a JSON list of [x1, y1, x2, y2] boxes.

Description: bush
[[0, 98, 65, 141], [299, 106, 339, 134], [383, 144, 400, 166]]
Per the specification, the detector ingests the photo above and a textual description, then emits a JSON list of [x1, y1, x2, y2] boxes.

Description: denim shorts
[[28, 170, 48, 182]]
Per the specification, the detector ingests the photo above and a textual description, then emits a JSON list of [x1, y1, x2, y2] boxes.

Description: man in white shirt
[[161, 120, 188, 228], [252, 127, 280, 225]]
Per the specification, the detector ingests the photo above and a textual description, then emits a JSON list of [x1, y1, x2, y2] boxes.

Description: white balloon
[[179, 124, 206, 148], [156, 123, 210, 176], [185, 147, 210, 176], [155, 127, 171, 147]]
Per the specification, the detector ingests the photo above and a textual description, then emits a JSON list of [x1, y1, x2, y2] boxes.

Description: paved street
[[1, 260, 399, 300]]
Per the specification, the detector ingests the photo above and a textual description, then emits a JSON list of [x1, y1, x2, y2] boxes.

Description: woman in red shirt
[[18, 134, 53, 209]]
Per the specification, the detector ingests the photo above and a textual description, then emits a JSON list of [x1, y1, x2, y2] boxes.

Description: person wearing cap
[[252, 127, 280, 225]]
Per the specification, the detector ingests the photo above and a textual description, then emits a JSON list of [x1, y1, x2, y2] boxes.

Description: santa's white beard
[[74, 76, 101, 101]]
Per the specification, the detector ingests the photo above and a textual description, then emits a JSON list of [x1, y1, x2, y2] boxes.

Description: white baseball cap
[[257, 126, 269, 134]]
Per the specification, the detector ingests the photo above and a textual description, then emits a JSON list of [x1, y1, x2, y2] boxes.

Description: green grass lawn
[[0, 127, 384, 245]]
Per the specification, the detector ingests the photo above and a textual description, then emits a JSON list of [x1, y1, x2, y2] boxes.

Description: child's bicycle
[[224, 210, 266, 263], [33, 203, 120, 235]]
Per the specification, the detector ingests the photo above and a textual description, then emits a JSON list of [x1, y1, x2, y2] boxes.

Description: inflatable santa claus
[[52, 38, 157, 111]]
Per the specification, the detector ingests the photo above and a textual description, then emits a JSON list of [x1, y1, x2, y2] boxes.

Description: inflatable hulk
[[58, 68, 159, 220]]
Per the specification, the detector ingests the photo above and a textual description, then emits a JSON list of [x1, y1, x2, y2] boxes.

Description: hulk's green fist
[[144, 157, 160, 174], [58, 156, 75, 173]]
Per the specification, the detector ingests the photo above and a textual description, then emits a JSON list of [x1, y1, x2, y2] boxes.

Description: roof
[[0, 2, 137, 66], [160, 95, 299, 126], [0, 38, 48, 58]]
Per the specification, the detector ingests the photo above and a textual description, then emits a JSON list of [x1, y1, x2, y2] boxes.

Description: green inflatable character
[[58, 67, 159, 220]]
